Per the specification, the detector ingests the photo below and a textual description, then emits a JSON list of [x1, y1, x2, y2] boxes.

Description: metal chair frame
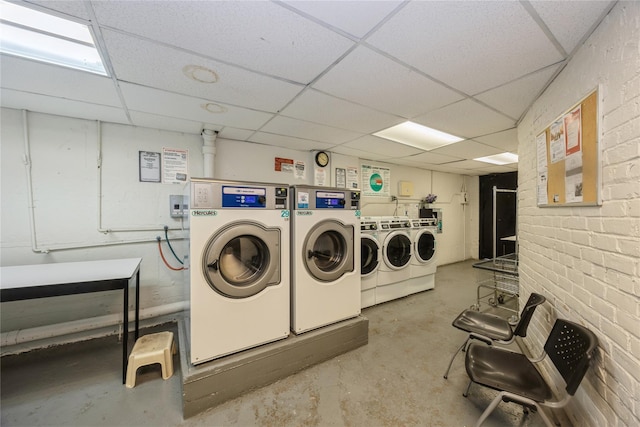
[[463, 318, 598, 427], [443, 292, 546, 379]]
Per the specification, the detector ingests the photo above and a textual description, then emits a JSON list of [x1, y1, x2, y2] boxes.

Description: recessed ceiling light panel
[[373, 121, 464, 151], [474, 152, 519, 165], [0, 0, 107, 75]]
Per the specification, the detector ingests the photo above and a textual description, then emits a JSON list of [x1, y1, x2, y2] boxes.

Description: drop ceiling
[[0, 0, 615, 175]]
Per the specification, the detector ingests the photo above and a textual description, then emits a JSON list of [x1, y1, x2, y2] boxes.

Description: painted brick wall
[[517, 2, 639, 426]]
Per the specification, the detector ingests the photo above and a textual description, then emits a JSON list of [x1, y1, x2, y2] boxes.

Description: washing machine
[[407, 218, 438, 293], [360, 217, 381, 308], [375, 216, 413, 304], [290, 185, 361, 334], [187, 179, 290, 364]]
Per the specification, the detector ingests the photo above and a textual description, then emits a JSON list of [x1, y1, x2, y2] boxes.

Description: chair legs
[[443, 338, 469, 379], [463, 380, 472, 397], [471, 391, 556, 427]]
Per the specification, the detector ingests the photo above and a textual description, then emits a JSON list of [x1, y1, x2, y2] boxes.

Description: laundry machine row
[[360, 217, 380, 308], [186, 179, 361, 364]]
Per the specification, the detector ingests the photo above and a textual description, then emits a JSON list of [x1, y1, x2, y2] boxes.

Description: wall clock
[[315, 151, 329, 167]]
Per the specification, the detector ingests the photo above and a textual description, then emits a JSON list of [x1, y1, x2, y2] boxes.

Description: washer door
[[361, 234, 380, 277], [202, 222, 280, 298], [414, 229, 436, 263], [383, 231, 412, 270], [304, 220, 354, 282]]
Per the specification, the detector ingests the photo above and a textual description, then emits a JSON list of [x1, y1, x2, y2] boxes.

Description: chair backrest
[[544, 318, 599, 395], [512, 293, 546, 337]]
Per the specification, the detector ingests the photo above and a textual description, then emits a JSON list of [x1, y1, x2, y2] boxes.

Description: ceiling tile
[[413, 99, 516, 139], [259, 115, 363, 144], [92, 1, 354, 83], [431, 140, 503, 160], [475, 64, 561, 120], [102, 30, 304, 113], [395, 151, 463, 165], [312, 46, 464, 118], [120, 83, 273, 130], [25, 0, 93, 20], [1, 88, 129, 124], [529, 1, 613, 54], [474, 129, 519, 153], [128, 111, 217, 134], [367, 1, 564, 94], [280, 89, 402, 133], [249, 132, 335, 151], [337, 135, 424, 157], [444, 160, 504, 170], [329, 145, 390, 161], [282, 1, 403, 38], [0, 55, 121, 106]]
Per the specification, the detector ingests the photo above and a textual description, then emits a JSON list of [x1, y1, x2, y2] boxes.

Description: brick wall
[[517, 2, 639, 426]]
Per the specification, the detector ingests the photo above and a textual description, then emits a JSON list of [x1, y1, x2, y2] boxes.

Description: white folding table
[[0, 258, 142, 383]]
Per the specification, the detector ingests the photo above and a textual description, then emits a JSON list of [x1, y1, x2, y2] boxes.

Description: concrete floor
[[1, 260, 561, 426]]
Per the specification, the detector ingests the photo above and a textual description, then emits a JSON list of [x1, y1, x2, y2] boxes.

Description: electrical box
[[170, 195, 188, 218], [398, 181, 414, 197]]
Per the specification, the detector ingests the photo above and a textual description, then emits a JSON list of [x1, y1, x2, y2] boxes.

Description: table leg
[[135, 270, 140, 340], [123, 281, 128, 384]]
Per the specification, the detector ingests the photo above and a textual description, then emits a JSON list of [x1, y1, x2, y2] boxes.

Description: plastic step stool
[[125, 331, 175, 388]]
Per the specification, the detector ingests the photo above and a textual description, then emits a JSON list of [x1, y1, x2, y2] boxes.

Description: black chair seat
[[466, 344, 552, 402], [452, 310, 513, 341]]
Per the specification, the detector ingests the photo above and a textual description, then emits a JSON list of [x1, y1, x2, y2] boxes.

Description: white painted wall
[[0, 109, 479, 351], [517, 2, 639, 425]]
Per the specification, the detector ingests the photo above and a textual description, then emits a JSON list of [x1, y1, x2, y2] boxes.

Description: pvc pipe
[[202, 129, 217, 178], [1, 301, 188, 347]]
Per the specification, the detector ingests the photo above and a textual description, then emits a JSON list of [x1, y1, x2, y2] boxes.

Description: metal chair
[[463, 318, 598, 427], [443, 292, 546, 379]]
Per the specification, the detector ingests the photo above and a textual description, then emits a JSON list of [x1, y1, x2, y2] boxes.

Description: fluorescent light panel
[[474, 152, 519, 165], [0, 0, 107, 75], [373, 121, 464, 151]]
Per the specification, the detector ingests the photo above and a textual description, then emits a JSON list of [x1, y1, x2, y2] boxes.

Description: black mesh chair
[[443, 292, 546, 379], [463, 318, 598, 427]]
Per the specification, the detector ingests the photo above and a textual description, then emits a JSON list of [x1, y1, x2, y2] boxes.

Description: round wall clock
[[315, 151, 329, 167]]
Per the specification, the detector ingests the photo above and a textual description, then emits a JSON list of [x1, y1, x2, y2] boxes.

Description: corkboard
[[537, 88, 600, 206]]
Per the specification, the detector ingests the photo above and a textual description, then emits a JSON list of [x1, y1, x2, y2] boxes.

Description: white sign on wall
[[162, 148, 189, 184], [361, 164, 390, 197]]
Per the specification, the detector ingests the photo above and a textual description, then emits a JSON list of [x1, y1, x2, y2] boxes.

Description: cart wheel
[[470, 304, 480, 311], [488, 298, 497, 307], [498, 295, 505, 304]]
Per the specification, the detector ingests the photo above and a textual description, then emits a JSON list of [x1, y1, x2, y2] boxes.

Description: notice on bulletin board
[[347, 166, 359, 189], [163, 148, 188, 184], [361, 164, 390, 197]]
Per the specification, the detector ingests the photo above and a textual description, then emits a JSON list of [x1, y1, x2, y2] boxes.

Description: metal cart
[[472, 253, 519, 323]]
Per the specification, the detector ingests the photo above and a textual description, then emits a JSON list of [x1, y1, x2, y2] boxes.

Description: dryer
[[408, 218, 438, 292], [187, 179, 290, 364], [375, 216, 412, 304], [360, 217, 380, 309], [290, 185, 361, 334]]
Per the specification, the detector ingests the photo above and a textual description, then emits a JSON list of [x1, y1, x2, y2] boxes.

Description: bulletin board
[[536, 87, 600, 207]]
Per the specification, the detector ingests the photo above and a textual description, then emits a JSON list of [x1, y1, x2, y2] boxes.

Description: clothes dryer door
[[202, 221, 280, 298], [361, 234, 380, 277], [383, 231, 412, 270], [304, 220, 354, 282], [414, 228, 436, 263]]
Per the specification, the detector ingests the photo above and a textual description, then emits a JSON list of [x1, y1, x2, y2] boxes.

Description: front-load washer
[[187, 179, 290, 364], [407, 218, 438, 293], [290, 185, 361, 334], [360, 217, 380, 308], [375, 216, 412, 304]]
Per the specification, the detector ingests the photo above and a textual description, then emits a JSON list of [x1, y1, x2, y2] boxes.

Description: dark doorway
[[479, 172, 517, 260]]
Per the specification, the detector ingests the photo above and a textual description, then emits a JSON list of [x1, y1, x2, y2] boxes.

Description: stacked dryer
[[375, 216, 413, 304], [360, 217, 380, 308], [290, 186, 361, 334], [187, 179, 290, 364]]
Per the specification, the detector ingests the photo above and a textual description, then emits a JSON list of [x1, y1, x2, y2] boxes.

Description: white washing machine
[[290, 185, 361, 334], [407, 218, 438, 293], [360, 217, 380, 309], [187, 179, 290, 364], [375, 216, 413, 304]]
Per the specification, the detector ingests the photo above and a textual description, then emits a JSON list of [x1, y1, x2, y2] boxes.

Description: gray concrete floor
[[1, 260, 560, 426]]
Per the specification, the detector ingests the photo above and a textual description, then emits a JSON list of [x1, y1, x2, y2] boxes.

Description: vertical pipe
[[201, 129, 218, 178], [492, 186, 497, 260]]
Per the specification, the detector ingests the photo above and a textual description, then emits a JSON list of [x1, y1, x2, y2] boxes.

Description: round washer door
[[361, 234, 380, 277], [304, 220, 354, 282], [414, 229, 436, 263], [383, 231, 412, 270], [202, 221, 280, 298]]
